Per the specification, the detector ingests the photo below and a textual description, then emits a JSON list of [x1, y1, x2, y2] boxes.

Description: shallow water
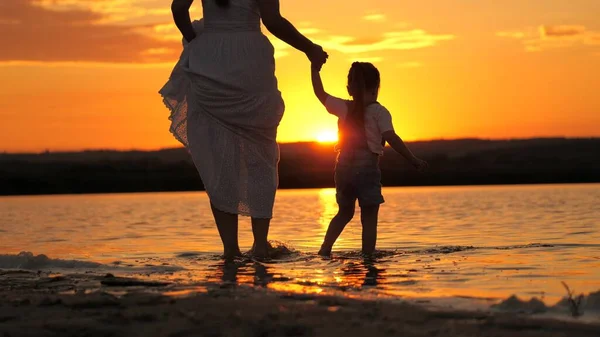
[[1, 184, 600, 306]]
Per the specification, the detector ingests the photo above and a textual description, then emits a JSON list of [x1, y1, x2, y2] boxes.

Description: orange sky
[[1, 0, 599, 152]]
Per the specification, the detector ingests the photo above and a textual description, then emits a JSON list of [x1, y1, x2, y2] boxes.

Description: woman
[[160, 0, 328, 259]]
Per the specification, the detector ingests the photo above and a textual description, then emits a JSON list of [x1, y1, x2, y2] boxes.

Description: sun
[[316, 130, 338, 143]]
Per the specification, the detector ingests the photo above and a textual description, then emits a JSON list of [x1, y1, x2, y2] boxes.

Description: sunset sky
[[1, 0, 599, 152]]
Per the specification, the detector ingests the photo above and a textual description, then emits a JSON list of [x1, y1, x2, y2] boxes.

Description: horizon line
[[2, 136, 599, 155]]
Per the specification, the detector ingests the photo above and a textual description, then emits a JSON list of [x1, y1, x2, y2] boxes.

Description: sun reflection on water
[[318, 188, 338, 246]]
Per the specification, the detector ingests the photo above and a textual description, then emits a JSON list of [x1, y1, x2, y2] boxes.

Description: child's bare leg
[[360, 205, 380, 256], [318, 204, 355, 256]]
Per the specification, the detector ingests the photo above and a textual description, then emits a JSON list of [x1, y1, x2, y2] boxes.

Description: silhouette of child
[[311, 61, 428, 256]]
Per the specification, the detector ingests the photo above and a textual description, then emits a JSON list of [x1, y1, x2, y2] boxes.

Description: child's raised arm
[[311, 65, 328, 105]]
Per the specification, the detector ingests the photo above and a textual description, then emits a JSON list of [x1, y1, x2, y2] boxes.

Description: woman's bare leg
[[360, 205, 380, 256], [251, 217, 270, 258], [210, 203, 242, 259]]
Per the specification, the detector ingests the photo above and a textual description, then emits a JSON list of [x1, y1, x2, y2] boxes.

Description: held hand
[[311, 62, 323, 72], [306, 44, 328, 71], [411, 157, 429, 172]]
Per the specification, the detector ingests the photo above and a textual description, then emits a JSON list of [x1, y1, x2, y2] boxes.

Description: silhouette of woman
[[161, 0, 328, 259]]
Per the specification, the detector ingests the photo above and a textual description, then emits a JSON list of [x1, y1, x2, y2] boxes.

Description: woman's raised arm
[[257, 0, 328, 66]]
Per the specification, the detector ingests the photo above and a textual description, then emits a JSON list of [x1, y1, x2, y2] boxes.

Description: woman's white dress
[[160, 0, 284, 218]]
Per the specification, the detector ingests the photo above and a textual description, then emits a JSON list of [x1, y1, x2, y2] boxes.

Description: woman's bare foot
[[252, 245, 268, 259], [251, 241, 272, 260], [250, 218, 270, 259], [223, 249, 243, 261]]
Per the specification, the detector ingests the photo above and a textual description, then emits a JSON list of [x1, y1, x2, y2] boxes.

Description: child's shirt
[[325, 95, 395, 155]]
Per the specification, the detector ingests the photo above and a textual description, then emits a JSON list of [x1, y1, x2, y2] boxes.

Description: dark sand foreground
[[1, 270, 599, 337]]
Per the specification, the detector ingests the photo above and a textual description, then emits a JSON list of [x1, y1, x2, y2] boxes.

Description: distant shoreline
[[1, 182, 599, 198], [2, 137, 599, 155], [2, 138, 599, 196]]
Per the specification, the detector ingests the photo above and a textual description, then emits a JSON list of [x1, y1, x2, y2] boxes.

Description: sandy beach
[[1, 269, 599, 337]]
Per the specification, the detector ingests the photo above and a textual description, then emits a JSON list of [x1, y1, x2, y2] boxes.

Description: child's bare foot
[[361, 251, 375, 260], [318, 247, 332, 257]]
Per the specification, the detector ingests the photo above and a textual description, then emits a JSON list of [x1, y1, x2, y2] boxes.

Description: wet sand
[[1, 270, 599, 337]]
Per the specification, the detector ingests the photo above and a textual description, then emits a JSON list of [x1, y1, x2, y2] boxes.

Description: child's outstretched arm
[[382, 131, 428, 171], [311, 65, 328, 105]]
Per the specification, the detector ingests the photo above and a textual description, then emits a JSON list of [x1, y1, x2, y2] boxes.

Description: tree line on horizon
[[1, 138, 599, 195]]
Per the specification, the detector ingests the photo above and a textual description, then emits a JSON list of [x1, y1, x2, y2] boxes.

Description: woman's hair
[[215, 0, 229, 7], [346, 62, 380, 127]]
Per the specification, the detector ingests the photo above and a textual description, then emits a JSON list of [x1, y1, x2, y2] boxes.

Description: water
[[1, 184, 600, 306]]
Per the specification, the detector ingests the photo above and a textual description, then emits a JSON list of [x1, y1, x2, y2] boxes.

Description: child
[[311, 61, 428, 256]]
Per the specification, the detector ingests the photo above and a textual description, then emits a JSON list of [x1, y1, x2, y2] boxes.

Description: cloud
[[316, 30, 455, 54], [1, 1, 455, 65], [586, 33, 600, 46], [342, 37, 384, 46], [0, 19, 21, 25], [363, 14, 386, 22], [265, 36, 291, 59], [299, 28, 322, 36], [151, 23, 182, 41], [32, 0, 171, 24], [540, 25, 585, 37], [0, 60, 172, 68], [267, 22, 323, 58], [497, 24, 600, 52], [0, 0, 180, 63], [267, 25, 454, 60]]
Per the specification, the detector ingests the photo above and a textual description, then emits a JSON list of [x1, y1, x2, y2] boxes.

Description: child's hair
[[346, 62, 381, 128], [215, 0, 229, 7]]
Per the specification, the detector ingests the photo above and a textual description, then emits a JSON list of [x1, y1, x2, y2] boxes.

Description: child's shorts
[[334, 164, 385, 208]]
